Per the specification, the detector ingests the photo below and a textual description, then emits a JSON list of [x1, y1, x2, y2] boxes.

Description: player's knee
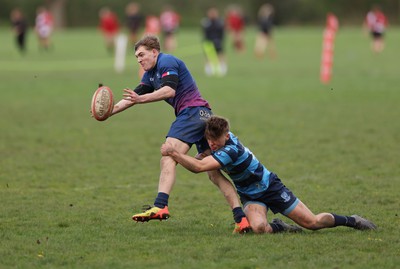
[[252, 224, 266, 234], [251, 220, 269, 234]]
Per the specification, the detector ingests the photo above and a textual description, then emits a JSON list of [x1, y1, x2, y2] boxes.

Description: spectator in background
[[99, 7, 120, 54], [364, 5, 388, 53], [136, 15, 161, 78], [201, 7, 227, 76], [160, 5, 180, 52], [144, 15, 161, 36], [125, 2, 144, 45], [254, 3, 276, 59], [10, 8, 28, 54], [35, 6, 54, 51], [225, 4, 246, 53]]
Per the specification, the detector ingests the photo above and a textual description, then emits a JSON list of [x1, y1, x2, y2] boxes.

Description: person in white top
[[35, 6, 54, 51], [364, 5, 388, 53]]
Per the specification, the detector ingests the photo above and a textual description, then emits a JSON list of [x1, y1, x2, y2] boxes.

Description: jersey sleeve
[[211, 146, 238, 167], [158, 55, 180, 90], [158, 55, 179, 78]]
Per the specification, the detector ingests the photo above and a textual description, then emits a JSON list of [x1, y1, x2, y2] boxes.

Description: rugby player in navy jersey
[[110, 35, 249, 233], [161, 115, 377, 234]]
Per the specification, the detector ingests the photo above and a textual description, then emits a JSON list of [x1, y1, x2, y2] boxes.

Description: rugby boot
[[132, 205, 170, 222], [233, 217, 251, 234], [351, 215, 377, 230], [272, 218, 303, 233]]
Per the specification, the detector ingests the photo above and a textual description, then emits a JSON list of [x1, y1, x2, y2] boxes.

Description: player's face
[[135, 46, 158, 71], [207, 132, 229, 151]]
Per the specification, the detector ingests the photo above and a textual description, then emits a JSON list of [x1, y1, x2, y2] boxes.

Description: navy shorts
[[167, 106, 212, 153], [240, 173, 299, 216]]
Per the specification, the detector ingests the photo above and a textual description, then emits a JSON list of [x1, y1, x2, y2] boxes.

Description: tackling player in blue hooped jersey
[[110, 35, 253, 233], [161, 115, 377, 234]]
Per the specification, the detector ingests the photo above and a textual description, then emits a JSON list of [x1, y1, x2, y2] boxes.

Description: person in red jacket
[[364, 5, 388, 53], [225, 4, 246, 53], [99, 7, 120, 54]]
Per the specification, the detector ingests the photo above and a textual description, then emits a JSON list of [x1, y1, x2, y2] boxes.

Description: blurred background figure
[[136, 15, 161, 78], [144, 15, 161, 35], [160, 5, 180, 52], [99, 7, 120, 54], [225, 4, 246, 53], [35, 6, 54, 51], [125, 2, 143, 45], [201, 7, 227, 76], [10, 8, 28, 54], [364, 5, 388, 53], [254, 3, 276, 59]]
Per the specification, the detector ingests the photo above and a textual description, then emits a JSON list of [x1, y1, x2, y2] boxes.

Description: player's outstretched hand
[[123, 88, 140, 104]]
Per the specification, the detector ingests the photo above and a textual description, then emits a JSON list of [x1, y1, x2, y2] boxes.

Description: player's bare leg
[[287, 201, 335, 230], [207, 169, 240, 209], [287, 200, 376, 230], [245, 203, 302, 234], [245, 203, 271, 233], [132, 137, 189, 222], [208, 171, 251, 233], [158, 137, 190, 194]]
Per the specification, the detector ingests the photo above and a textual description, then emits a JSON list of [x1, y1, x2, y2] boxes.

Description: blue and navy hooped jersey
[[141, 53, 210, 116], [211, 132, 271, 198]]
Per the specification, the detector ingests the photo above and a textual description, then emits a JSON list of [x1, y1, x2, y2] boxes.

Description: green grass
[[1, 27, 399, 269]]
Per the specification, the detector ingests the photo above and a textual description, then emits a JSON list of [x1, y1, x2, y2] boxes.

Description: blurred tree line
[[1, 0, 399, 28]]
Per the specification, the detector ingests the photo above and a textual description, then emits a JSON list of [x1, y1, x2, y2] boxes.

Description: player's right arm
[[161, 143, 221, 173], [111, 83, 154, 116], [124, 85, 175, 104]]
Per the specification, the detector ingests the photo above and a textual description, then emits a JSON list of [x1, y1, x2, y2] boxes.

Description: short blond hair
[[134, 35, 161, 52]]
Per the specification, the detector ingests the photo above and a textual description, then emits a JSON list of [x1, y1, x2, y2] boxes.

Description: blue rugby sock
[[154, 192, 169, 208]]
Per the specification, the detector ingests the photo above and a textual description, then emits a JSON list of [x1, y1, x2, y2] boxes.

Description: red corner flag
[[320, 13, 339, 84]]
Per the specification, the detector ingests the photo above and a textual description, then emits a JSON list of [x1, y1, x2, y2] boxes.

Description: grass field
[[1, 26, 399, 269]]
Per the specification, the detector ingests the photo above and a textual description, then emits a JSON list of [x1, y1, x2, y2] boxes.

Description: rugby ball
[[91, 85, 114, 121]]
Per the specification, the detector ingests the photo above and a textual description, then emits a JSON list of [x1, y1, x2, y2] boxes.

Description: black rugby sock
[[270, 222, 284, 233], [232, 207, 246, 223], [332, 214, 356, 227]]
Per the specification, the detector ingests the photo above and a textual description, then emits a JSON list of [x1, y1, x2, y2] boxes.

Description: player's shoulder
[[159, 52, 176, 60], [159, 53, 179, 62], [227, 133, 243, 150], [158, 53, 182, 67]]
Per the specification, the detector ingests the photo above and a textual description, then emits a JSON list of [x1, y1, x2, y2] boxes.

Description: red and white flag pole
[[320, 13, 339, 84]]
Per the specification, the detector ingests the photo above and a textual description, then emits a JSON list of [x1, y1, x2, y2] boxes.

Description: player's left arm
[[161, 143, 221, 173]]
